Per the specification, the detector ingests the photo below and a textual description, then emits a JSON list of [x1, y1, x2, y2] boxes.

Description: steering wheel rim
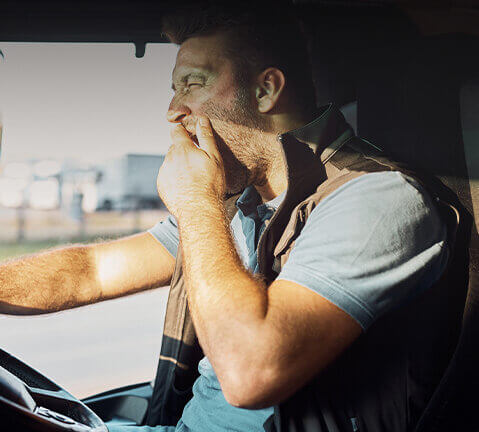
[[0, 348, 107, 432]]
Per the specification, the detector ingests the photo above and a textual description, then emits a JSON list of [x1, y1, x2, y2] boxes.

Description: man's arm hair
[[0, 232, 175, 315]]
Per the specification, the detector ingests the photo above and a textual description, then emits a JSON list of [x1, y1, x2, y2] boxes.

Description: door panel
[[83, 382, 152, 426]]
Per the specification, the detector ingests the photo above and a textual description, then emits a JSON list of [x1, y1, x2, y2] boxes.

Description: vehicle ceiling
[[1, 0, 478, 57]]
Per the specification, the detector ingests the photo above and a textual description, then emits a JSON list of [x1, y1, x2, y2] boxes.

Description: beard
[[183, 87, 273, 196]]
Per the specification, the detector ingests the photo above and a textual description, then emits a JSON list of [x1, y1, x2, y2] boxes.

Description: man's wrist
[[176, 193, 225, 225]]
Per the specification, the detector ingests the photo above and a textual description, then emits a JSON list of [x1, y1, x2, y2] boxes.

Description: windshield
[[0, 42, 178, 398]]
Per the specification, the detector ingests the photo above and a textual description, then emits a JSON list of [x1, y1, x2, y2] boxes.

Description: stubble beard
[[201, 87, 274, 196]]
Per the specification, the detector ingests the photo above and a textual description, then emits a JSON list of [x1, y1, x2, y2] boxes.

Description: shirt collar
[[279, 103, 354, 164], [236, 186, 286, 218]]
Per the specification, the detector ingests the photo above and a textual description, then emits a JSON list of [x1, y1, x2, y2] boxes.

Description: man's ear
[[255, 67, 286, 114]]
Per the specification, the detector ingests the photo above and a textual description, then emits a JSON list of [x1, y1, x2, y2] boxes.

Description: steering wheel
[[0, 348, 107, 431]]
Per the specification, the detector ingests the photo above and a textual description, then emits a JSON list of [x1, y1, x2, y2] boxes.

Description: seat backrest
[[302, 6, 479, 429], [356, 33, 479, 431]]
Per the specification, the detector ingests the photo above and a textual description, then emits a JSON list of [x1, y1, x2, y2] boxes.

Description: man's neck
[[253, 110, 317, 203], [254, 154, 287, 203]]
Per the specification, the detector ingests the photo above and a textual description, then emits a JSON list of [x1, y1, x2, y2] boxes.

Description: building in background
[[95, 153, 164, 211], [0, 153, 165, 213]]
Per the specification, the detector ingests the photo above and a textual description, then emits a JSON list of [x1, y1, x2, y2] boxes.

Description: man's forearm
[[178, 201, 269, 380], [0, 245, 100, 314]]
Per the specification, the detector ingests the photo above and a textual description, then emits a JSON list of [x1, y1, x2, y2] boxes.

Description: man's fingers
[[170, 123, 196, 150], [196, 116, 221, 160]]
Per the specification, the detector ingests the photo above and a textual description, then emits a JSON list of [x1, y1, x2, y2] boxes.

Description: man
[[0, 4, 454, 432]]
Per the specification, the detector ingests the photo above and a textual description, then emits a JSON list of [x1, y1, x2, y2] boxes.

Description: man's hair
[[161, 2, 317, 115]]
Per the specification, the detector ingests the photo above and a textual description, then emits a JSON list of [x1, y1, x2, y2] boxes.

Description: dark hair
[[161, 2, 317, 114]]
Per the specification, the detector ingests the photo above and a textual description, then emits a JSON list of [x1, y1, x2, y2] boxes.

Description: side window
[[0, 43, 177, 398]]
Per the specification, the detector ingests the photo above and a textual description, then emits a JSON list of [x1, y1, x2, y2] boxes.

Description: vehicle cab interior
[[0, 1, 478, 431]]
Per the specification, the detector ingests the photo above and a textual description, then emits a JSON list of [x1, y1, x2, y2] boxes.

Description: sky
[[0, 42, 179, 164]]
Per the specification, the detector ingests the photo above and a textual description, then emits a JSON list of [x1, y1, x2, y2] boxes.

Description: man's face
[[167, 33, 271, 195]]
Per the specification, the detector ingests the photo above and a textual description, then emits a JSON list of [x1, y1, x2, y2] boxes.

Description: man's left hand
[[157, 116, 226, 218]]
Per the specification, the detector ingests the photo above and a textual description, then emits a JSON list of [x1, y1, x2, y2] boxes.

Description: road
[[0, 287, 170, 399]]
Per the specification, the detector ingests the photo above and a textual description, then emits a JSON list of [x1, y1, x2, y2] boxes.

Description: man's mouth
[[182, 125, 200, 147], [187, 131, 200, 147], [190, 133, 199, 147]]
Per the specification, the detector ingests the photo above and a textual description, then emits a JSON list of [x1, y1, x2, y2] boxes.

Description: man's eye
[[187, 82, 202, 89]]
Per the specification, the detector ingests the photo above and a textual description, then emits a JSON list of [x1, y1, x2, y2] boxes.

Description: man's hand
[[157, 116, 226, 219]]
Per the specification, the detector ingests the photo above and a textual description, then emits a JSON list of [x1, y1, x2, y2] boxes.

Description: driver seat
[[357, 33, 479, 432]]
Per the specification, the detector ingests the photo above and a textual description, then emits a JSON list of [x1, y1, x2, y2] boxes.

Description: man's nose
[[166, 105, 191, 124]]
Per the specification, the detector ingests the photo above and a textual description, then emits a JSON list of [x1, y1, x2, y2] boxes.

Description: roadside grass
[[0, 209, 169, 262], [0, 236, 117, 262], [0, 241, 63, 261]]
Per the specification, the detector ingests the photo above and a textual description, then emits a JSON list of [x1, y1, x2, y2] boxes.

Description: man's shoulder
[[278, 170, 449, 329], [308, 170, 436, 214], [289, 170, 448, 280]]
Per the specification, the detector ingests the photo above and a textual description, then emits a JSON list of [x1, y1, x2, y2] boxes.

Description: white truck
[[96, 153, 165, 211]]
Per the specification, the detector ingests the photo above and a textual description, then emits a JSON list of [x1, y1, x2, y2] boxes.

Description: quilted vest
[[146, 104, 466, 432]]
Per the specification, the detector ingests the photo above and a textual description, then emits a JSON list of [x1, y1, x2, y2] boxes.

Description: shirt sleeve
[[276, 171, 449, 330], [148, 214, 179, 258]]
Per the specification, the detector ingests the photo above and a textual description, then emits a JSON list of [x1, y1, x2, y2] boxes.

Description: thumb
[[196, 116, 221, 160]]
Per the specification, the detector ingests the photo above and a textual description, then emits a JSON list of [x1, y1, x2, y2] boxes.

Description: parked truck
[[96, 153, 165, 211]]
